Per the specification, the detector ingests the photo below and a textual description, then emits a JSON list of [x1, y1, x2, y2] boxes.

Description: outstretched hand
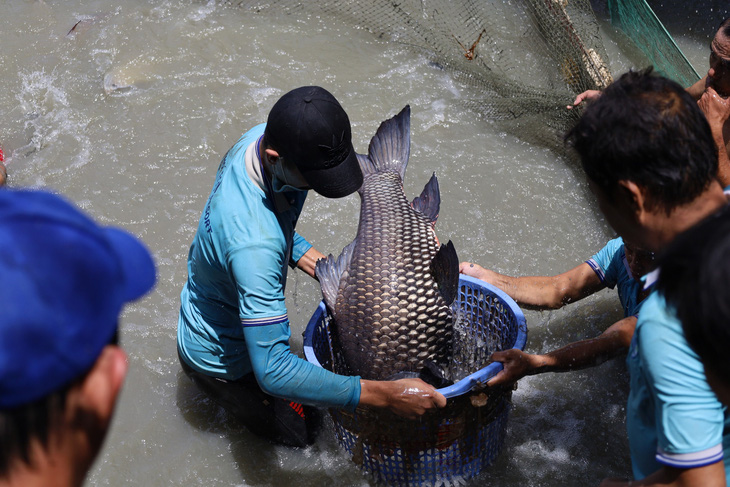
[[567, 89, 602, 109], [459, 261, 500, 285], [487, 349, 540, 387]]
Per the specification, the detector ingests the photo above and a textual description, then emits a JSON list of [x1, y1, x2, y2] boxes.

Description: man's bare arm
[[487, 316, 636, 387], [459, 261, 605, 310], [296, 247, 326, 278], [687, 75, 709, 101]]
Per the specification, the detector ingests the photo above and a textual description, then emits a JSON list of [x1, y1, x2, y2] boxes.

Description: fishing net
[[224, 0, 614, 152], [607, 0, 700, 87]]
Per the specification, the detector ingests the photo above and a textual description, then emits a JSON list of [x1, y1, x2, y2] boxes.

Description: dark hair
[[655, 204, 730, 385], [566, 68, 718, 214], [0, 329, 118, 477], [0, 389, 68, 476], [719, 17, 730, 35], [713, 19, 730, 70]]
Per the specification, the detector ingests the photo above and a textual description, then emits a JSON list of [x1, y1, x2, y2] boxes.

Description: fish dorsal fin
[[411, 172, 441, 225], [358, 105, 411, 180], [430, 240, 459, 305], [315, 240, 357, 317]]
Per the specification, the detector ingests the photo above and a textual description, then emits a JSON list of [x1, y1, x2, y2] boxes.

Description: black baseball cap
[[265, 86, 363, 198]]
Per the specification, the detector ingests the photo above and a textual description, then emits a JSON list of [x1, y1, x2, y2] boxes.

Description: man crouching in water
[[177, 86, 446, 448]]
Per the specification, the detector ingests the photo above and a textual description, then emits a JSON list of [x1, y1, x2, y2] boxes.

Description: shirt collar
[[244, 135, 297, 213], [641, 267, 660, 290]]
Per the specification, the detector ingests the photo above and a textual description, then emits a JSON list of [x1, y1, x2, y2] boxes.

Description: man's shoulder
[[603, 236, 624, 253], [636, 291, 676, 332], [635, 291, 701, 376], [236, 123, 266, 147], [586, 236, 625, 285], [590, 236, 624, 264]]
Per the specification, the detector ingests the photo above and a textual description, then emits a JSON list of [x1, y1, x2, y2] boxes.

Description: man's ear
[[264, 148, 280, 165], [71, 345, 128, 427], [617, 180, 647, 221]]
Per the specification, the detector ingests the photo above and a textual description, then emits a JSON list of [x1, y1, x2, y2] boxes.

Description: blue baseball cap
[[0, 189, 156, 408]]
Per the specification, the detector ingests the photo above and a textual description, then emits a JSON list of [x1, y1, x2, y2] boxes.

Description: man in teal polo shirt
[[655, 204, 730, 408], [177, 86, 445, 447], [567, 69, 729, 486]]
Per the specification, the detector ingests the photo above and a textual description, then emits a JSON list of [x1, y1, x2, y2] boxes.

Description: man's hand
[[359, 378, 447, 419], [567, 89, 602, 109], [487, 349, 543, 387], [698, 86, 730, 187], [296, 247, 326, 278], [698, 86, 730, 128], [459, 261, 501, 284]]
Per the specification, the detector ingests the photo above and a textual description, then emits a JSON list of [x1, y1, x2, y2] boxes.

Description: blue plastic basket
[[303, 275, 527, 486]]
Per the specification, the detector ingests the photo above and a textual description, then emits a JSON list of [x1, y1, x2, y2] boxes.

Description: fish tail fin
[[314, 241, 356, 316], [430, 240, 459, 305], [420, 360, 454, 389], [358, 105, 411, 180], [411, 172, 441, 225]]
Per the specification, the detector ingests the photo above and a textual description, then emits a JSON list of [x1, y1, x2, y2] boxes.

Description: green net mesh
[[608, 0, 700, 87], [223, 1, 703, 151], [225, 0, 615, 152]]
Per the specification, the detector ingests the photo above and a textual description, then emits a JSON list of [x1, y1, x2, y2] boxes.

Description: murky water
[[1, 1, 725, 485]]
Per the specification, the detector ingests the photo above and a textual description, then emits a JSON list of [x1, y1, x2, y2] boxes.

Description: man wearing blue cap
[[0, 189, 156, 487], [177, 86, 446, 447]]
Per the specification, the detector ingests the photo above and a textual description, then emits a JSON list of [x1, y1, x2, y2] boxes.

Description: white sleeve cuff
[[656, 444, 724, 469]]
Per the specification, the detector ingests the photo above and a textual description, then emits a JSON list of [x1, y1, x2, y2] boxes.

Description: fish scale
[[316, 106, 459, 382]]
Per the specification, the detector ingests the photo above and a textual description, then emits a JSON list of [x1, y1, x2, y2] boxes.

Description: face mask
[[270, 158, 311, 193]]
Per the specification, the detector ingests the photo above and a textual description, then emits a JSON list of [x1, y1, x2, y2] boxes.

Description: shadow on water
[[175, 371, 365, 486]]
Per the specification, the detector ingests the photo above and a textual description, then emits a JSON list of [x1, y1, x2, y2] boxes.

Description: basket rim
[[303, 274, 528, 399]]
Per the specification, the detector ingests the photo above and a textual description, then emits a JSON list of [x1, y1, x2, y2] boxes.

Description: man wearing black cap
[[177, 86, 446, 448], [0, 189, 156, 487]]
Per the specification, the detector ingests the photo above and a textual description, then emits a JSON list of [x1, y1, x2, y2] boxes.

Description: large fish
[[316, 106, 459, 381]]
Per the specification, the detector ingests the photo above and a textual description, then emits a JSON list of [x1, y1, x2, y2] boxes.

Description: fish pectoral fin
[[411, 172, 440, 224], [387, 361, 454, 389], [420, 360, 454, 389], [315, 241, 356, 315], [430, 240, 460, 305]]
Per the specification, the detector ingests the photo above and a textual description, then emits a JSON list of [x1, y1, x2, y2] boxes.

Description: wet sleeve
[[585, 237, 623, 289], [291, 231, 313, 267], [243, 322, 361, 411], [638, 312, 725, 467]]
